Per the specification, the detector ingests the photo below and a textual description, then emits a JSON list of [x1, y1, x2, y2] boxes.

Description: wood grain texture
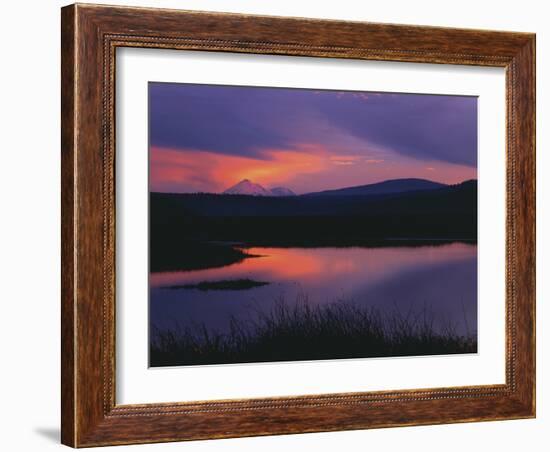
[[60, 3, 536, 447], [61, 5, 76, 446]]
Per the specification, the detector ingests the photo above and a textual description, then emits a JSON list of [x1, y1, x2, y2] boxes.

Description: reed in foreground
[[150, 296, 476, 367]]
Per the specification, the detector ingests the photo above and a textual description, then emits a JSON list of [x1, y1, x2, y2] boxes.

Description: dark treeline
[[151, 180, 476, 218], [154, 214, 475, 244], [150, 181, 477, 272]]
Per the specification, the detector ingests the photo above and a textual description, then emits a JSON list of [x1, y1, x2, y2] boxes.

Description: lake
[[150, 242, 477, 337]]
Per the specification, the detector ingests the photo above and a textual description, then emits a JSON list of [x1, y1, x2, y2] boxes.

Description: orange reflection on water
[[150, 243, 476, 290], [150, 247, 323, 287]]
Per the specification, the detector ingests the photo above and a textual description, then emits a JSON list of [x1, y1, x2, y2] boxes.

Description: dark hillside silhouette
[[304, 177, 446, 197], [150, 179, 477, 272]]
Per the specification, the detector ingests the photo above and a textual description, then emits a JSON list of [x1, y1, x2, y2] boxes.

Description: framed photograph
[[61, 3, 535, 447]]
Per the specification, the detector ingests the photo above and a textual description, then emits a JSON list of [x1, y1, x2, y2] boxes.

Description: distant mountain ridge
[[222, 177, 446, 198], [269, 187, 296, 197], [223, 179, 296, 197], [304, 178, 447, 197], [156, 179, 476, 218], [151, 179, 477, 251]]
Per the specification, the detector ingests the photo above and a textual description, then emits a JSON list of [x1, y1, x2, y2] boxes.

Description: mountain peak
[[223, 179, 270, 196], [269, 187, 296, 197], [304, 178, 447, 197], [223, 180, 296, 197]]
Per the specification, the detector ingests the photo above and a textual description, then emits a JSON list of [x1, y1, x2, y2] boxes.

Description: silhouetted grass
[[150, 296, 476, 367]]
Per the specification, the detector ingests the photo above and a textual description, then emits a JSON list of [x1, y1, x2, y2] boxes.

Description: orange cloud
[[329, 155, 362, 166], [150, 145, 476, 194], [329, 155, 385, 166], [150, 146, 328, 193]]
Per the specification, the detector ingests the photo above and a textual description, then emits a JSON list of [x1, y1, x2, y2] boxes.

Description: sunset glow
[[148, 82, 479, 366], [149, 83, 477, 194]]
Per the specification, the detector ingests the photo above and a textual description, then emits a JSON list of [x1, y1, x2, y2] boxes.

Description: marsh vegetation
[[150, 296, 476, 367]]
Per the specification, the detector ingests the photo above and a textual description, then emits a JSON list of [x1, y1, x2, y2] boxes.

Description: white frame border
[[116, 48, 506, 405]]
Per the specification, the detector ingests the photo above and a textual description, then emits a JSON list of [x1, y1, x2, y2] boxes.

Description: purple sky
[[149, 82, 477, 194]]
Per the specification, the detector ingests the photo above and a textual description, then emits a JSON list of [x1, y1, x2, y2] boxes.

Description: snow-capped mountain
[[223, 179, 271, 196], [222, 179, 296, 197], [268, 187, 296, 197]]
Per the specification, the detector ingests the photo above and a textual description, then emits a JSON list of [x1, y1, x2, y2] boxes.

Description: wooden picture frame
[[61, 3, 535, 447]]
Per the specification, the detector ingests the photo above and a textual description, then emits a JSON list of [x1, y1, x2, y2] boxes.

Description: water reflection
[[150, 242, 477, 336]]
